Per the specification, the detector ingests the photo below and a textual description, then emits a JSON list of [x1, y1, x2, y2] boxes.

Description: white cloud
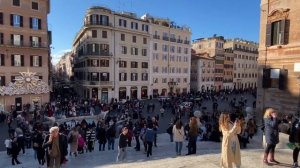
[[51, 49, 71, 65]]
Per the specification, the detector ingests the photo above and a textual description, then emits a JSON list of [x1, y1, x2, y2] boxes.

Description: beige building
[[192, 36, 225, 91], [0, 0, 51, 112], [55, 52, 73, 81], [257, 0, 300, 119], [141, 14, 191, 97], [73, 7, 150, 102], [224, 39, 259, 90], [191, 53, 215, 92]]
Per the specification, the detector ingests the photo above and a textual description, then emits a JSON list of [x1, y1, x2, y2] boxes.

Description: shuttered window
[[266, 20, 290, 46]]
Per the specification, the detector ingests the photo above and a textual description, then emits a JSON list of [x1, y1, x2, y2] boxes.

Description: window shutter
[[1, 54, 4, 66], [89, 15, 92, 24], [279, 20, 286, 45], [87, 60, 90, 67], [95, 44, 99, 54], [119, 73, 121, 81], [11, 55, 14, 66], [38, 19, 41, 29], [119, 19, 121, 26], [10, 14, 13, 26], [131, 22, 133, 29], [29, 17, 32, 28], [97, 60, 99, 67], [39, 56, 42, 67], [283, 19, 290, 45], [124, 20, 127, 27], [262, 68, 271, 88], [98, 15, 101, 24], [20, 16, 23, 27], [29, 36, 32, 46], [20, 35, 23, 45], [30, 56, 33, 66], [38, 37, 42, 47], [279, 69, 288, 90], [21, 55, 24, 66], [10, 34, 13, 44], [0, 13, 3, 24], [1, 76, 5, 86], [124, 73, 127, 81], [265, 23, 272, 47]]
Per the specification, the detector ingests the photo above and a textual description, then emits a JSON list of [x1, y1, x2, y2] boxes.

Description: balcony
[[83, 81, 113, 86], [153, 35, 160, 39], [9, 40, 48, 48], [168, 82, 178, 86], [184, 40, 190, 45], [84, 21, 112, 27], [234, 47, 258, 54], [79, 51, 112, 57], [162, 36, 169, 41], [170, 38, 176, 42], [177, 39, 183, 43]]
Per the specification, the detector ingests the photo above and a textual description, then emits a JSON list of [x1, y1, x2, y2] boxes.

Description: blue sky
[[49, 0, 261, 64]]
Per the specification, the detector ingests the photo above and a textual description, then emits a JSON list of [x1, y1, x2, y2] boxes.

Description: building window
[[119, 19, 127, 27], [11, 14, 23, 27], [184, 48, 188, 54], [131, 22, 138, 30], [263, 68, 287, 90], [131, 73, 138, 81], [153, 78, 158, 83], [90, 72, 99, 81], [162, 54, 168, 62], [266, 20, 289, 46], [177, 47, 181, 53], [142, 73, 148, 81], [143, 38, 147, 44], [119, 73, 127, 81], [30, 55, 42, 67], [162, 45, 168, 52], [30, 17, 41, 30], [11, 34, 23, 46], [11, 54, 24, 66], [102, 31, 107, 38], [142, 49, 147, 56], [142, 24, 148, 32], [131, 61, 138, 68], [153, 43, 157, 51], [162, 78, 167, 83], [170, 46, 175, 53], [32, 2, 38, 10], [92, 30, 97, 38], [0, 13, 3, 25], [119, 61, 127, 68], [0, 76, 5, 86], [13, 0, 20, 6], [142, 62, 148, 68], [131, 47, 138, 55], [132, 36, 136, 43], [100, 59, 109, 67], [121, 34, 125, 41], [121, 46, 127, 54], [100, 44, 109, 54], [30, 36, 41, 47], [100, 72, 109, 81]]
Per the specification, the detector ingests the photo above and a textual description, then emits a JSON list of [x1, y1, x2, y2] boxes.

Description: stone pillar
[[137, 86, 142, 99], [126, 86, 131, 100]]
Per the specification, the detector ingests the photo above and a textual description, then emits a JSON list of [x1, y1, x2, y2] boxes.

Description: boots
[[263, 152, 271, 165], [269, 152, 280, 164]]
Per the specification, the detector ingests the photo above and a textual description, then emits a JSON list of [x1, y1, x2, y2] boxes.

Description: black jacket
[[119, 133, 128, 148], [43, 133, 68, 166]]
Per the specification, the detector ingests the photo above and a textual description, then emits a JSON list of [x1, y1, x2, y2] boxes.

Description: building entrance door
[[15, 97, 22, 112]]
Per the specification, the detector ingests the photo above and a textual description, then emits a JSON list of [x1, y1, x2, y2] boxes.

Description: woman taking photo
[[263, 108, 280, 165], [219, 112, 241, 168]]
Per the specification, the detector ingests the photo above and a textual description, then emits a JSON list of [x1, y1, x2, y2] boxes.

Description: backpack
[[289, 119, 300, 143]]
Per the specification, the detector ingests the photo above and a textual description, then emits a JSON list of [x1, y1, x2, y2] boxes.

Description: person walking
[[11, 136, 21, 165], [4, 137, 12, 155], [86, 126, 96, 152], [289, 115, 300, 167], [145, 124, 155, 157], [68, 127, 79, 156], [43, 126, 68, 168], [173, 120, 184, 156], [219, 112, 241, 168], [186, 117, 198, 155], [96, 123, 107, 151], [32, 129, 46, 166], [133, 122, 141, 151], [116, 127, 128, 162], [263, 108, 280, 165], [106, 121, 116, 150]]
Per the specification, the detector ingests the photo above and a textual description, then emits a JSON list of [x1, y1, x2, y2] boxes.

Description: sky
[[49, 0, 261, 64]]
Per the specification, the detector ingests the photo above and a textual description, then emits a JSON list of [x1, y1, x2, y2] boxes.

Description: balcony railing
[[9, 40, 48, 48], [79, 51, 111, 57], [184, 40, 190, 45], [168, 82, 178, 86], [177, 39, 183, 43], [162, 36, 169, 41], [83, 81, 113, 86], [153, 35, 160, 39], [170, 38, 176, 42], [234, 47, 258, 54], [84, 21, 112, 27]]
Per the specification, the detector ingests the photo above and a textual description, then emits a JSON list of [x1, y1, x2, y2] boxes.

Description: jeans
[[117, 147, 126, 162], [135, 136, 140, 150], [99, 143, 105, 151], [170, 134, 174, 142], [188, 136, 197, 154], [108, 137, 115, 150], [146, 141, 153, 157], [293, 147, 300, 163], [175, 141, 183, 155]]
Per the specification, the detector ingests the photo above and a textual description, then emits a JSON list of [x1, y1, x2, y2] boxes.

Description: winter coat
[[96, 127, 107, 144], [43, 134, 68, 167], [144, 128, 155, 142], [68, 131, 79, 153], [289, 119, 300, 143], [264, 117, 279, 145], [220, 122, 241, 168], [172, 125, 184, 142]]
